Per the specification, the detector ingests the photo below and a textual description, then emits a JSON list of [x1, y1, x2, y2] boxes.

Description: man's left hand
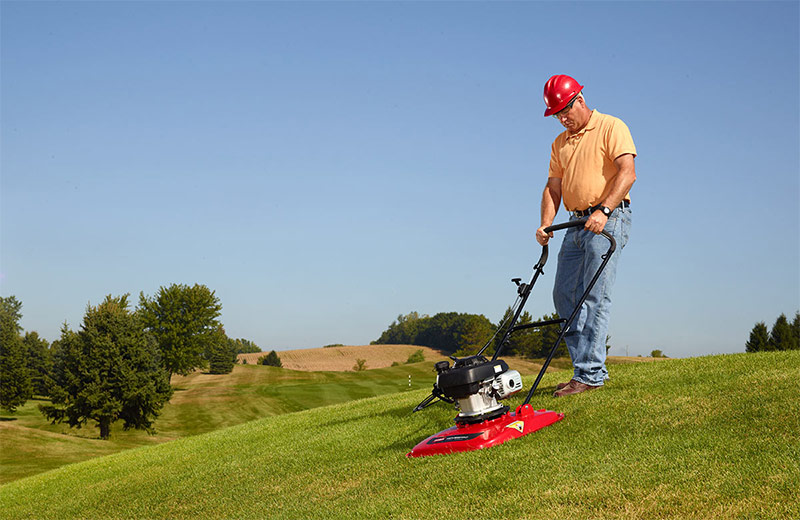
[[585, 210, 608, 234]]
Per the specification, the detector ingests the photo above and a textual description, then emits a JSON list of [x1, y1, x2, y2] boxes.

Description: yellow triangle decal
[[506, 420, 524, 434]]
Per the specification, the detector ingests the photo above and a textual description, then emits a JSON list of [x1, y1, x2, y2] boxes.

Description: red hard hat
[[543, 75, 584, 117]]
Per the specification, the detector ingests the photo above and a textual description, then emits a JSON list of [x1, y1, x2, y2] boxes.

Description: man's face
[[554, 96, 588, 133]]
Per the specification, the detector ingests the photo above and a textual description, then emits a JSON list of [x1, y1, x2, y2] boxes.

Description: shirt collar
[[566, 109, 599, 140]]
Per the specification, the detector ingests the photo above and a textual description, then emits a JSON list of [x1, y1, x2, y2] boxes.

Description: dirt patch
[[237, 345, 447, 372]]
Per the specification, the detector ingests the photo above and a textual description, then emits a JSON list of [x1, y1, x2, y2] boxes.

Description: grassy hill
[[0, 359, 455, 483], [0, 352, 568, 483], [1, 351, 798, 519], [236, 344, 448, 371]]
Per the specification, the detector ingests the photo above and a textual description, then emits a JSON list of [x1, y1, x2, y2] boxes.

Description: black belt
[[571, 200, 630, 217]]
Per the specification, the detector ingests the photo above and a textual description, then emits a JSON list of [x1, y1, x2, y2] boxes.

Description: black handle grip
[[544, 218, 588, 234]]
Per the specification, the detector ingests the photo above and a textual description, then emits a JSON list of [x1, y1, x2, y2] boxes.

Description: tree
[[0, 296, 32, 412], [40, 295, 173, 439], [23, 331, 52, 397], [492, 308, 549, 358], [138, 284, 223, 380], [793, 312, 800, 349], [231, 338, 261, 354], [745, 322, 770, 353], [259, 350, 282, 368], [372, 312, 427, 345], [415, 312, 494, 355], [353, 358, 367, 371], [208, 328, 236, 375], [768, 314, 796, 351], [532, 313, 569, 359]]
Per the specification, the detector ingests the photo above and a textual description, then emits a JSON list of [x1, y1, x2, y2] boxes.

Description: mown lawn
[[1, 351, 797, 519], [0, 361, 445, 484], [0, 354, 566, 484]]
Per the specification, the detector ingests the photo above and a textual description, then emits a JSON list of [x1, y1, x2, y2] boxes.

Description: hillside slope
[[237, 344, 447, 371], [1, 352, 798, 520]]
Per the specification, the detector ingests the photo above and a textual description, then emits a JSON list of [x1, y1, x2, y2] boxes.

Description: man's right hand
[[536, 226, 553, 246]]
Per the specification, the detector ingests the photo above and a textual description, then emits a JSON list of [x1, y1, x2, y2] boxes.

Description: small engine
[[434, 356, 523, 424]]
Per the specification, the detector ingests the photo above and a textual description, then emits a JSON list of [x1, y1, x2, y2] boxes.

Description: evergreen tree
[[536, 313, 569, 359], [745, 322, 770, 353], [22, 331, 52, 397], [260, 350, 282, 368], [792, 312, 800, 350], [138, 283, 222, 380], [769, 314, 795, 351], [0, 296, 32, 412], [208, 328, 236, 375], [40, 295, 173, 439], [492, 307, 537, 358]]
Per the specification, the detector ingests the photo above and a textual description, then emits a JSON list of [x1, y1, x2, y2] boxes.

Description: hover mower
[[407, 218, 616, 457]]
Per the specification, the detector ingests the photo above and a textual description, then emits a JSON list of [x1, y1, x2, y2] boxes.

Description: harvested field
[[237, 346, 661, 372], [237, 344, 448, 372]]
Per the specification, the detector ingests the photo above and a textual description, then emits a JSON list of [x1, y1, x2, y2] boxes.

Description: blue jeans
[[553, 207, 631, 386]]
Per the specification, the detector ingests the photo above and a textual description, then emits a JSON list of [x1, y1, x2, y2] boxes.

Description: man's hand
[[585, 210, 608, 234], [536, 225, 554, 246]]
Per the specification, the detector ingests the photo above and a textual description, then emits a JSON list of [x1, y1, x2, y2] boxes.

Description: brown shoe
[[553, 380, 601, 397], [556, 381, 572, 390]]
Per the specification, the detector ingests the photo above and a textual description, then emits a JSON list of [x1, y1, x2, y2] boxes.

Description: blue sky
[[2, 1, 798, 358]]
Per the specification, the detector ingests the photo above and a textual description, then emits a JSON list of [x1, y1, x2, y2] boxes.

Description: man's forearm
[[601, 154, 636, 209], [540, 181, 561, 226]]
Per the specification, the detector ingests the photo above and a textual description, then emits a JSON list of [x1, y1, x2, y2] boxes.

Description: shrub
[[406, 349, 425, 364], [353, 359, 367, 371], [259, 351, 282, 368]]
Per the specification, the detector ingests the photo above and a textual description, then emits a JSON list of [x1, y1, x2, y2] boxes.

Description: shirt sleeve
[[606, 118, 637, 160], [548, 139, 563, 178]]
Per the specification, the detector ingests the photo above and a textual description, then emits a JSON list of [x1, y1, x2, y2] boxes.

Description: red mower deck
[[407, 404, 564, 458]]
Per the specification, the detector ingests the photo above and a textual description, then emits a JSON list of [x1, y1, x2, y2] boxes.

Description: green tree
[[208, 328, 236, 375], [768, 313, 796, 351], [40, 295, 173, 439], [793, 312, 800, 349], [259, 350, 282, 368], [138, 283, 223, 381], [745, 322, 770, 353], [231, 338, 261, 354], [0, 296, 32, 412], [531, 313, 569, 359], [492, 307, 539, 358], [353, 358, 367, 371], [373, 312, 427, 345], [22, 331, 52, 397]]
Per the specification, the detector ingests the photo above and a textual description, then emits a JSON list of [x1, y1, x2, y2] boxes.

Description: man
[[535, 74, 636, 397]]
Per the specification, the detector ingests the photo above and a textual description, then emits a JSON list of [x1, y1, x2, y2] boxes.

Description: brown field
[[237, 344, 449, 371], [237, 344, 661, 373]]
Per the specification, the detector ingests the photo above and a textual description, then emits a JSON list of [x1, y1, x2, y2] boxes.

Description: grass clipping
[[1, 351, 798, 520]]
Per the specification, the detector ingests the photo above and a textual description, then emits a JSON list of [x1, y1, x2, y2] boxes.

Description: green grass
[[0, 361, 452, 484], [1, 351, 798, 519], [0, 356, 565, 484]]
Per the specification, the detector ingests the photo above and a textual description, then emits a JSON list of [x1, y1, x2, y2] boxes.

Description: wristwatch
[[598, 206, 612, 217]]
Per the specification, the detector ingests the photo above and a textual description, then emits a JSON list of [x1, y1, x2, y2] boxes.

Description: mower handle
[[543, 218, 588, 234], [535, 218, 588, 268]]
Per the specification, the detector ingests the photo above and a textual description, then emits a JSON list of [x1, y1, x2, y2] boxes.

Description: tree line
[[0, 285, 264, 439], [745, 312, 800, 352], [372, 309, 569, 358]]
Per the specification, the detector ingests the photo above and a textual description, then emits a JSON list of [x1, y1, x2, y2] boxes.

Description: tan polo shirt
[[548, 110, 637, 211]]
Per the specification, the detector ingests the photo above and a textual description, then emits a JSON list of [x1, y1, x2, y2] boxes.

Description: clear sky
[[2, 1, 798, 358]]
